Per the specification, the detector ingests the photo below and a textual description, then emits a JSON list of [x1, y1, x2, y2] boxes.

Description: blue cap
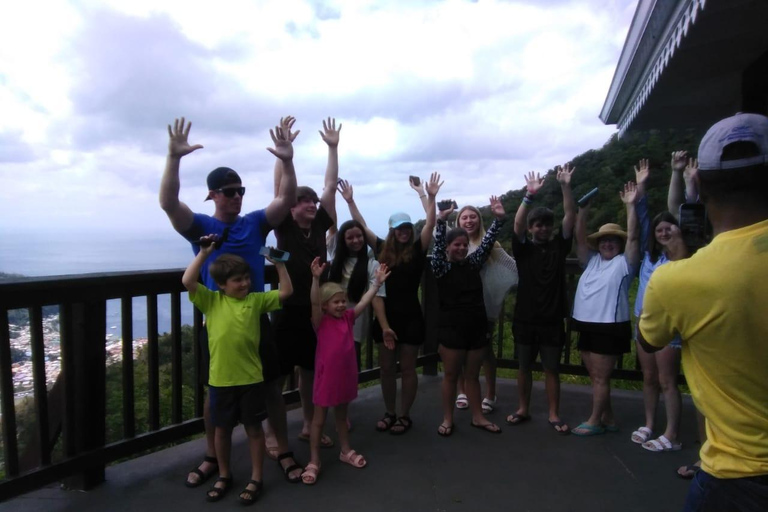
[[388, 212, 413, 229]]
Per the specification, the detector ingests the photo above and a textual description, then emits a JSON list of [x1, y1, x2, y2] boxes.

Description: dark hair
[[648, 212, 679, 263], [209, 253, 250, 285], [527, 207, 554, 227], [328, 220, 368, 302], [446, 227, 469, 245], [379, 225, 415, 268], [698, 141, 768, 207]]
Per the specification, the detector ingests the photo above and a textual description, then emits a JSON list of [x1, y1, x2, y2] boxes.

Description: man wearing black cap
[[160, 117, 304, 488], [271, 117, 341, 449], [639, 113, 768, 511]]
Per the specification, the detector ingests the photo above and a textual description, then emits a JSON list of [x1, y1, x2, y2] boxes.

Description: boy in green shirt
[[183, 236, 293, 504]]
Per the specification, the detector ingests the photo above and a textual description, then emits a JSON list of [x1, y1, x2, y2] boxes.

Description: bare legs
[[457, 349, 498, 403], [260, 379, 302, 480], [378, 344, 420, 421], [186, 394, 218, 486], [575, 351, 617, 433], [439, 345, 499, 430], [636, 343, 682, 442]]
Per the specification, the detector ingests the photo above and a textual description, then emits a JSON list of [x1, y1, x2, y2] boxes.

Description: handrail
[[0, 259, 659, 502]]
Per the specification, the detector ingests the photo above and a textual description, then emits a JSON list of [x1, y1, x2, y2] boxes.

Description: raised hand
[[490, 195, 505, 218], [319, 117, 342, 147], [409, 176, 425, 195], [620, 181, 638, 204], [310, 257, 327, 279], [425, 172, 443, 197], [671, 151, 688, 172], [280, 115, 301, 143], [167, 117, 204, 158], [267, 125, 293, 162], [337, 179, 354, 203], [684, 157, 698, 182], [525, 171, 545, 195], [375, 263, 391, 285], [634, 159, 650, 187], [556, 163, 575, 186], [197, 234, 218, 256]]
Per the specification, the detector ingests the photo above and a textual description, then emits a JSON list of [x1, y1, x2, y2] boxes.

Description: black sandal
[[185, 455, 218, 488], [277, 451, 303, 484], [390, 416, 413, 436], [206, 476, 233, 502], [376, 412, 397, 432], [239, 480, 263, 506]]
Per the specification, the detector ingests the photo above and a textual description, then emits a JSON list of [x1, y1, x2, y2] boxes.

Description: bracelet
[[419, 194, 426, 199], [522, 196, 533, 206]]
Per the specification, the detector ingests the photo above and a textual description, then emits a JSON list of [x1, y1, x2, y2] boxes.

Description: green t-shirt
[[190, 285, 281, 387]]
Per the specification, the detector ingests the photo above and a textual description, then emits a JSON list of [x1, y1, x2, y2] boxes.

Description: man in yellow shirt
[[638, 112, 768, 512]]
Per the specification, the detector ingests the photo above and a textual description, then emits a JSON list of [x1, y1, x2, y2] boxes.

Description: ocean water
[[2, 232, 199, 337]]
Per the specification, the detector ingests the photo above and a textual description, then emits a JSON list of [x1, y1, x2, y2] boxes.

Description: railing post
[[61, 300, 107, 490]]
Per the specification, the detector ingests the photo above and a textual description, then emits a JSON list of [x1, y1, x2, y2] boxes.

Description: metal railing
[[0, 259, 653, 501]]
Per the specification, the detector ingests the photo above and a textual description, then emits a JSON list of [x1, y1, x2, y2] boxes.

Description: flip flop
[[301, 463, 320, 485], [571, 422, 606, 436], [603, 423, 620, 433], [455, 394, 469, 410], [505, 413, 531, 426], [339, 449, 367, 468], [437, 423, 453, 437], [470, 421, 502, 434], [298, 432, 335, 448], [548, 420, 571, 435]]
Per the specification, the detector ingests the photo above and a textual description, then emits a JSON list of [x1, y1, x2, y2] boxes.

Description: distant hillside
[[416, 128, 706, 249], [1, 272, 60, 325]]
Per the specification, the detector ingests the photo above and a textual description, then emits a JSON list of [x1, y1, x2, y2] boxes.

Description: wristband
[[522, 196, 533, 206]]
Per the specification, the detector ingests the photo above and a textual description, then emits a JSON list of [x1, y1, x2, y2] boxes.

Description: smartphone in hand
[[409, 176, 421, 187], [577, 187, 599, 207], [437, 199, 457, 211], [259, 246, 290, 262], [679, 204, 708, 250]]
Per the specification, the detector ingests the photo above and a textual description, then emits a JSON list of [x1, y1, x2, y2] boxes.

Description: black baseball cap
[[205, 167, 242, 201]]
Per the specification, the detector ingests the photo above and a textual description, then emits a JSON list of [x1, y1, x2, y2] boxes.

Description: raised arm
[[556, 164, 576, 238], [160, 117, 204, 233], [181, 236, 215, 293], [634, 159, 651, 252], [666, 151, 686, 215], [684, 158, 699, 205], [310, 257, 327, 330], [575, 204, 591, 266], [265, 119, 299, 227], [419, 172, 442, 249], [319, 117, 342, 224], [272, 260, 293, 302], [468, 196, 505, 269], [354, 264, 389, 318], [409, 176, 429, 213], [620, 181, 641, 269], [431, 205, 452, 278], [514, 171, 544, 240], [338, 180, 378, 249]]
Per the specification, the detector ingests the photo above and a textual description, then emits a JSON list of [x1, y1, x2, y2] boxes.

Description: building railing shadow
[[0, 259, 666, 502]]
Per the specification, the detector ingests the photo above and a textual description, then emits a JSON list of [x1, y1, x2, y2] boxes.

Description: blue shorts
[[683, 468, 768, 512]]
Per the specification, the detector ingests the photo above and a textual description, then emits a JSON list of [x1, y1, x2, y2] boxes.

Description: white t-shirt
[[572, 252, 633, 323]]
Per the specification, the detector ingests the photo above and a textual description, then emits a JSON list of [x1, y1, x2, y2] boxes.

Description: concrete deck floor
[[2, 375, 699, 512]]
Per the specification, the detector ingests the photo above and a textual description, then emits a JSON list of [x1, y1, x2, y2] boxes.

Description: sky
[[0, 0, 637, 246]]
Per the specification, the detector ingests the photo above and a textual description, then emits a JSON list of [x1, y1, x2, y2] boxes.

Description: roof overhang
[[601, 0, 768, 135]]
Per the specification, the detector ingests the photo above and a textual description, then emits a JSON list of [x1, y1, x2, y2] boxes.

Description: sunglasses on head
[[216, 187, 246, 198]]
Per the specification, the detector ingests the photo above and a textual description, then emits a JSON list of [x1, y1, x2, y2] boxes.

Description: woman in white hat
[[570, 181, 641, 436]]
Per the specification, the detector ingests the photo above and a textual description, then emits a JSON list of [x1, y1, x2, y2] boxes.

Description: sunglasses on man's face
[[216, 187, 246, 198]]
